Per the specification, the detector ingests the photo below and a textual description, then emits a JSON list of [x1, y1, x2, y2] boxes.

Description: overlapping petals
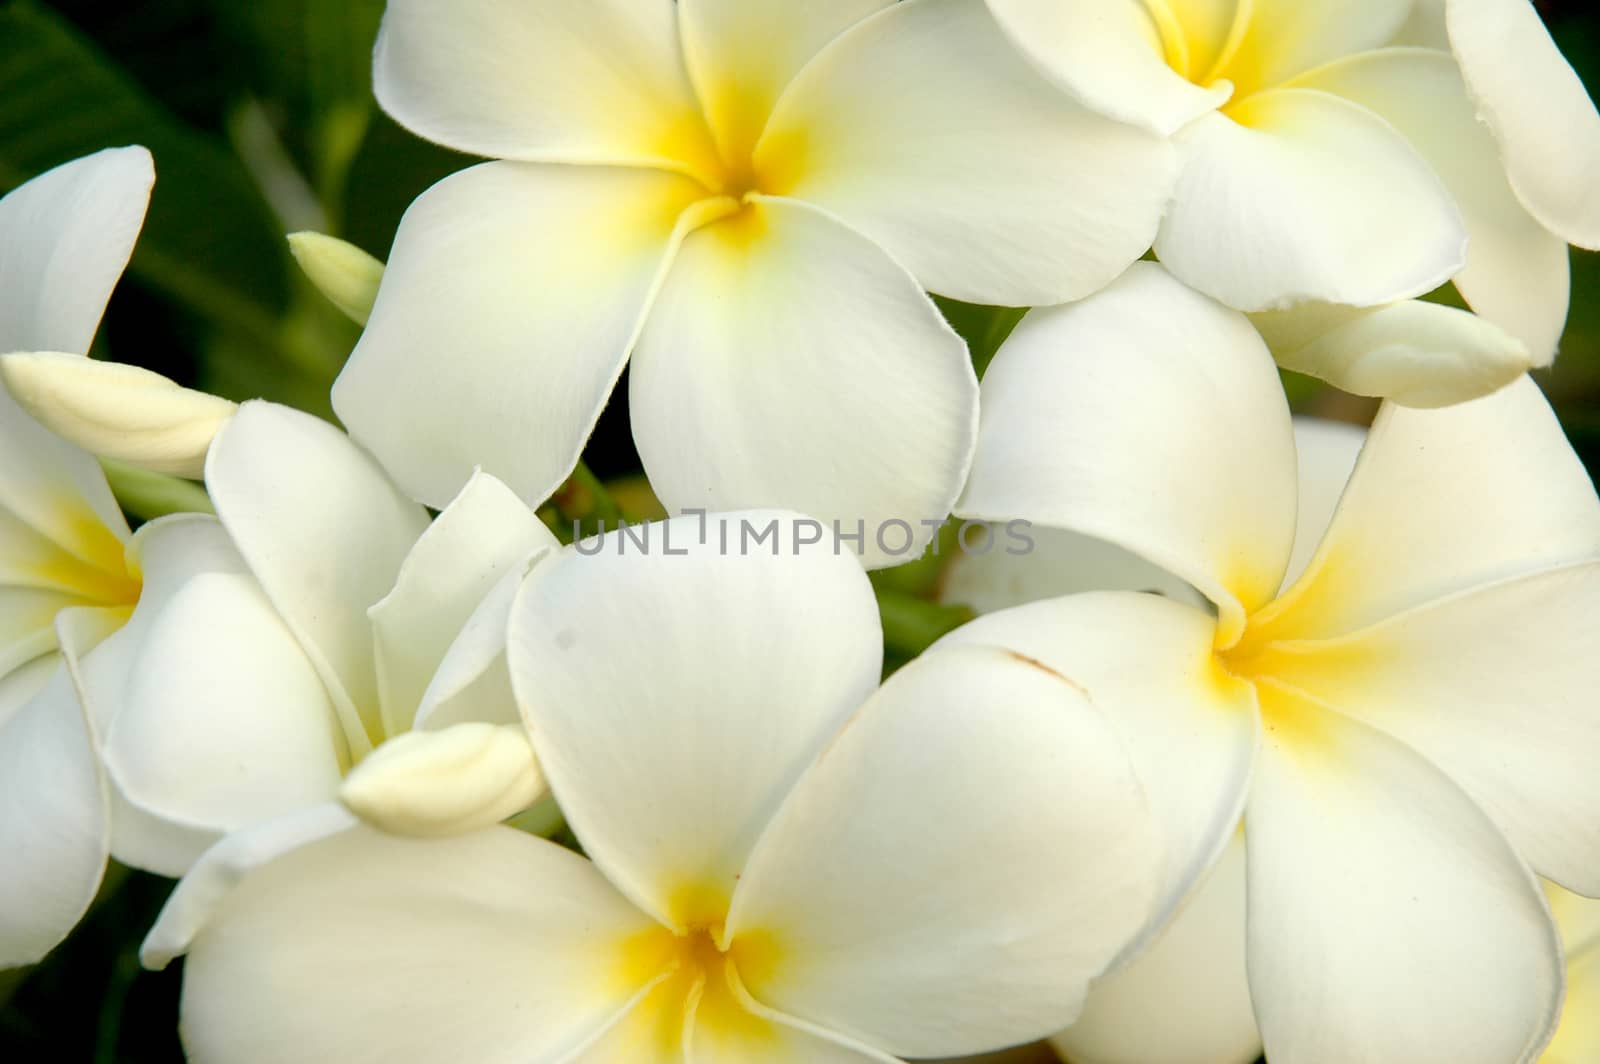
[[342, 0, 1176, 549], [171, 514, 1161, 1062], [952, 263, 1598, 1062]]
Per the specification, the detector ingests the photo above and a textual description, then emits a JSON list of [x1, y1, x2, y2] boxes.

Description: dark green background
[[2, 1, 1597, 1059]]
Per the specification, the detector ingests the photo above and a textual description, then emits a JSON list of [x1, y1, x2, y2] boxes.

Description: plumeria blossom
[[333, 0, 1177, 566], [71, 399, 559, 935], [943, 262, 1600, 1062], [985, 0, 1600, 371], [0, 146, 158, 966], [171, 513, 1161, 1062], [942, 417, 1366, 1064], [1545, 885, 1600, 1064]]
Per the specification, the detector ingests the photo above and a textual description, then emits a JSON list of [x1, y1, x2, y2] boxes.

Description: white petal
[[1289, 47, 1571, 362], [937, 525, 1202, 616], [1548, 883, 1600, 958], [1050, 837, 1261, 1064], [727, 644, 1159, 1058], [372, 0, 721, 179], [678, 0, 891, 166], [0, 608, 118, 967], [0, 146, 152, 354], [630, 197, 977, 570], [935, 592, 1257, 968], [333, 162, 707, 511], [207, 402, 430, 755], [340, 722, 545, 838], [96, 515, 344, 877], [0, 387, 133, 619], [286, 233, 384, 326], [981, 0, 1230, 135], [1244, 683, 1562, 1063], [1547, 940, 1600, 1064], [757, 0, 1177, 305], [1260, 377, 1600, 639], [370, 471, 557, 737], [1250, 300, 1532, 408], [1282, 418, 1366, 589], [1251, 562, 1600, 897], [0, 352, 236, 477], [179, 826, 663, 1063], [1221, 0, 1414, 94], [414, 563, 530, 732], [1446, 0, 1600, 248], [1156, 88, 1467, 311], [958, 263, 1297, 640], [506, 513, 883, 929], [141, 801, 357, 969]]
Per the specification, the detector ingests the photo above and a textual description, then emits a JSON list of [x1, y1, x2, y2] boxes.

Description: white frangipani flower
[[944, 262, 1600, 1062], [0, 146, 156, 966], [943, 418, 1366, 1064], [334, 0, 1177, 566], [72, 400, 560, 899], [985, 0, 1600, 366], [172, 513, 1161, 1063]]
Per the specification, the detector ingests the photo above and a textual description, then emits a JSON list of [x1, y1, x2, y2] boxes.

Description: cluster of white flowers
[[2, 1, 1599, 1062]]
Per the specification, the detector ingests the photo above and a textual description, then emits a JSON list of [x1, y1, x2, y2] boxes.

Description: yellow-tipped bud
[[340, 722, 547, 838], [287, 231, 385, 325], [0, 352, 236, 478]]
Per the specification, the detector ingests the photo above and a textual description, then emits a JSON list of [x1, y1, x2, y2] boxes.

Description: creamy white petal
[[1252, 562, 1600, 897], [96, 516, 344, 877], [958, 263, 1297, 639], [757, 0, 1177, 305], [372, 0, 721, 179], [1244, 682, 1562, 1064], [0, 352, 236, 477], [333, 162, 707, 511], [937, 525, 1201, 616], [370, 471, 557, 737], [1290, 47, 1571, 362], [1221, 0, 1414, 95], [507, 514, 882, 929], [141, 801, 358, 969], [414, 563, 530, 732], [1157, 89, 1466, 311], [0, 607, 119, 967], [1446, 0, 1600, 248], [1259, 377, 1600, 640], [1050, 837, 1260, 1064], [1547, 941, 1600, 1064], [936, 592, 1257, 967], [286, 233, 384, 326], [981, 0, 1230, 135], [1250, 300, 1532, 408], [0, 387, 133, 614], [0, 146, 152, 354], [179, 827, 664, 1064], [1282, 418, 1365, 589], [678, 0, 890, 166], [340, 722, 545, 838], [630, 197, 976, 570], [1549, 884, 1600, 958], [207, 402, 429, 754], [728, 644, 1159, 1058]]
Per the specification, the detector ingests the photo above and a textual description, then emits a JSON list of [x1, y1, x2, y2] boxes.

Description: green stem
[[877, 590, 975, 661], [100, 459, 215, 521]]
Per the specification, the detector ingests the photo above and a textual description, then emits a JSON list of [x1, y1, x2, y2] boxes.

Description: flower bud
[[0, 352, 235, 478], [340, 722, 546, 838], [288, 232, 384, 325]]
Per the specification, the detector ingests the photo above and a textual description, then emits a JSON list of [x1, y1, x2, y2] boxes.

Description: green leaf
[[0, 1, 291, 347], [934, 296, 1029, 379]]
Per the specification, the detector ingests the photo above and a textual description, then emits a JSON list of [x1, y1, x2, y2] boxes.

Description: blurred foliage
[[2, 0, 1600, 1060]]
